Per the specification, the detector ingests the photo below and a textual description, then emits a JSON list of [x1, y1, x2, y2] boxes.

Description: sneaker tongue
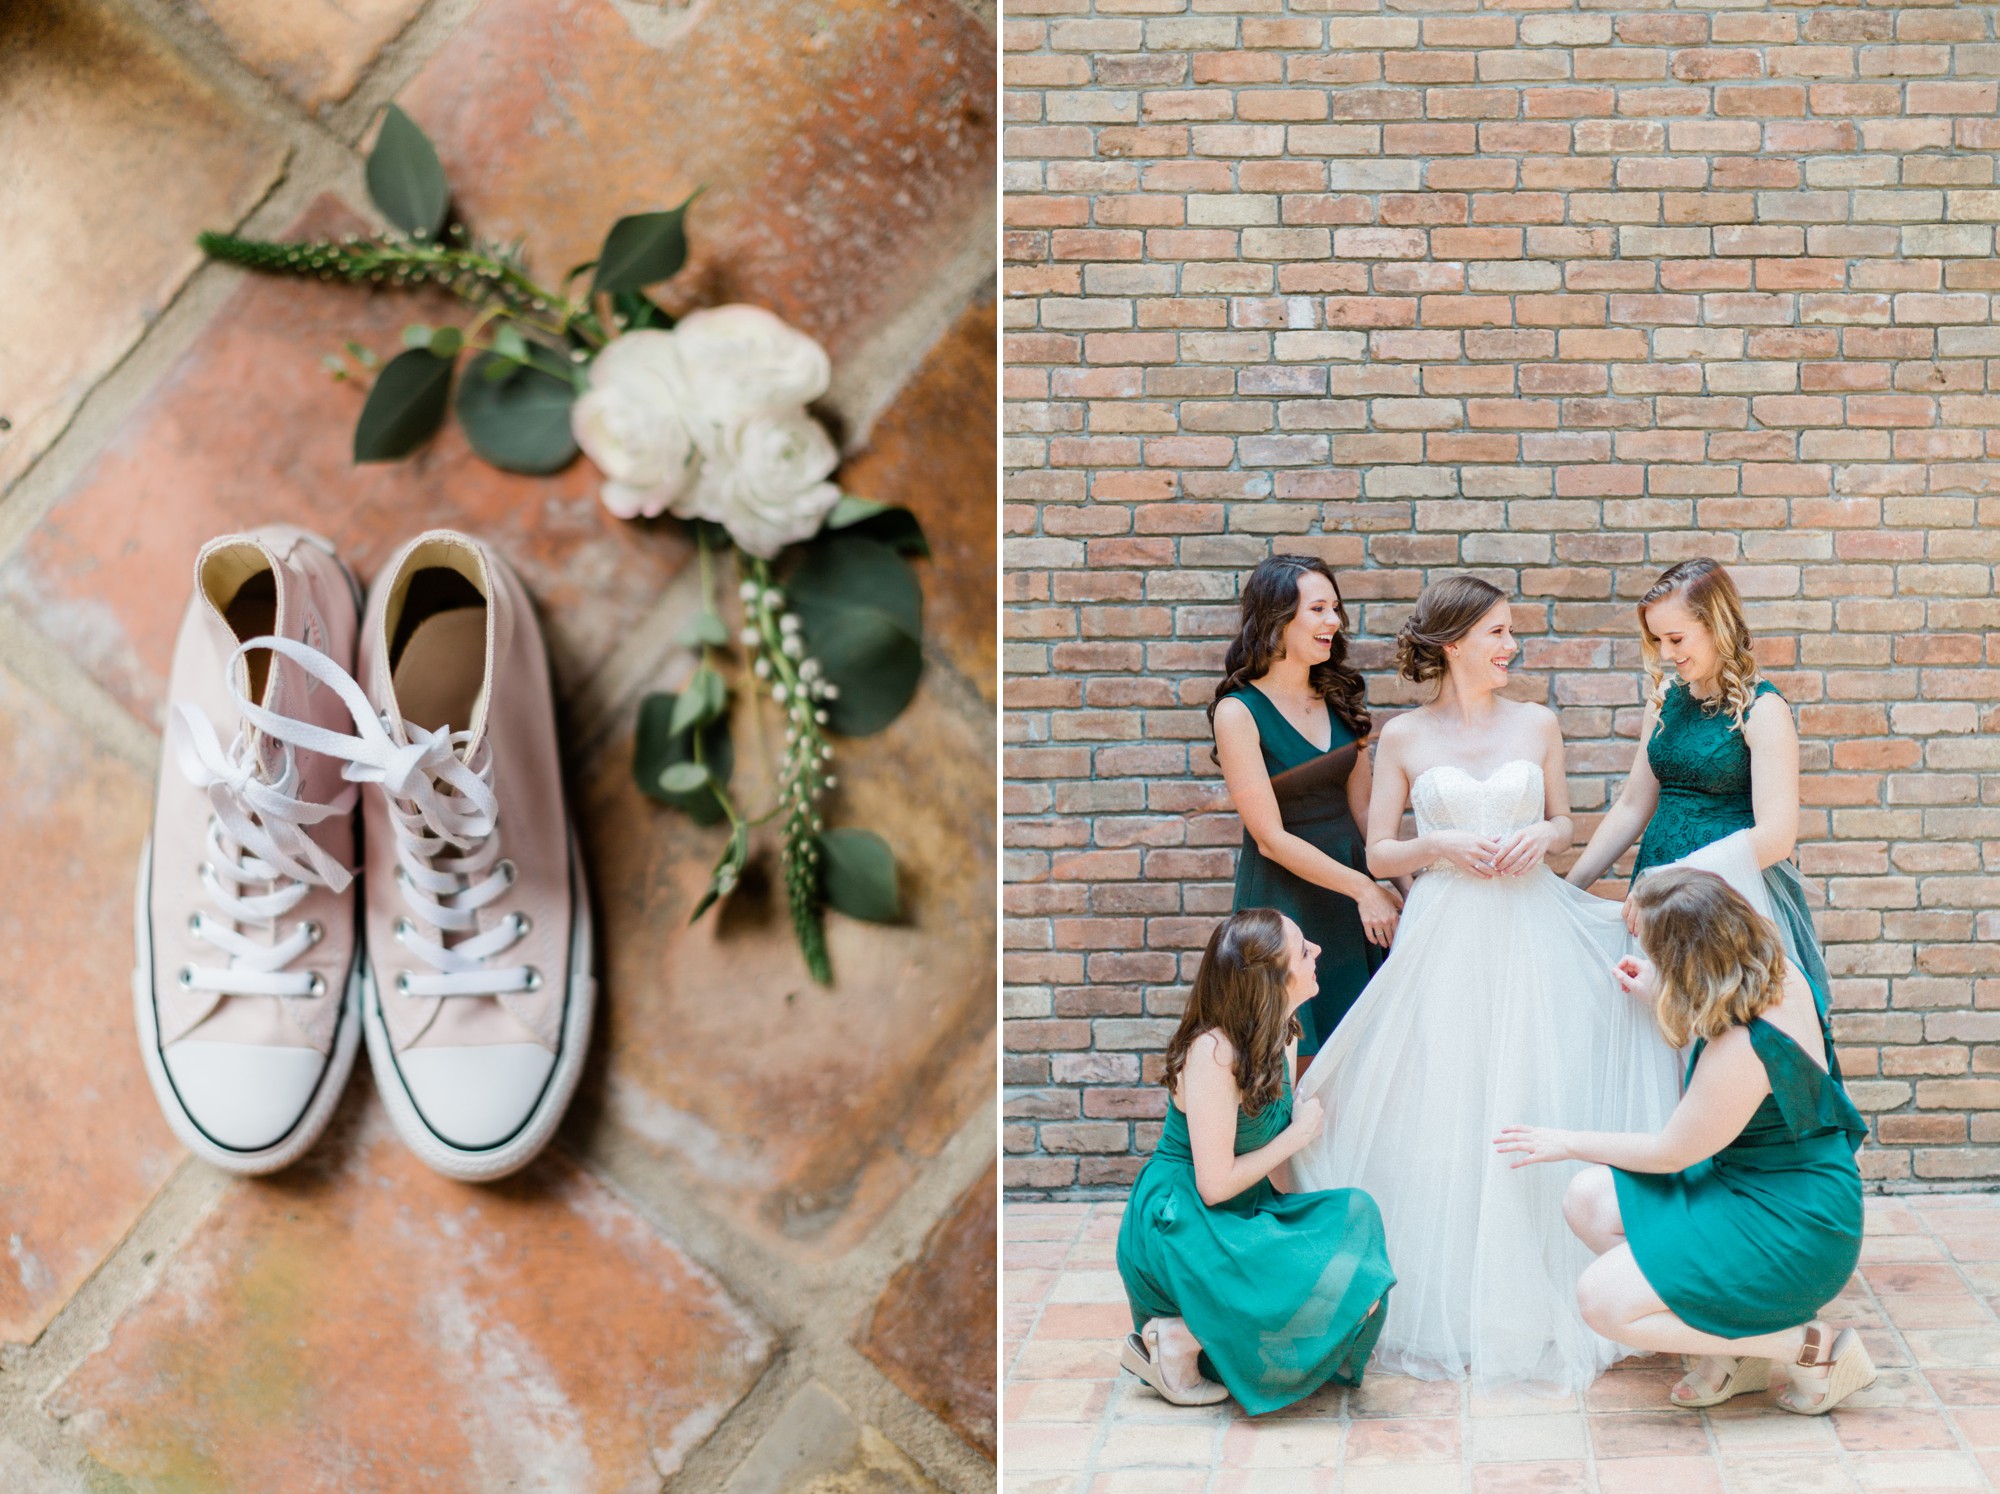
[[195, 537, 299, 770]]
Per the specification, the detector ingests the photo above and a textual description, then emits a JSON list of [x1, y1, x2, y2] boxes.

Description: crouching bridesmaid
[[1116, 908, 1394, 1414], [1496, 868, 1871, 1416]]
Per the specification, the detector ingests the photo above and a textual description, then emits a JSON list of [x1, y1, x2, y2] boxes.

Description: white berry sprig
[[741, 557, 840, 982]]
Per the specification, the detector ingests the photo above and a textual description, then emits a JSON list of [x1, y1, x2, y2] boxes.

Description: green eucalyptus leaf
[[428, 325, 463, 358], [818, 828, 901, 923], [343, 340, 380, 369], [492, 324, 529, 362], [402, 323, 434, 349], [785, 535, 923, 736], [353, 347, 453, 463], [683, 612, 731, 648], [366, 104, 450, 239], [659, 762, 710, 795], [633, 691, 734, 827], [321, 354, 347, 377], [824, 494, 930, 557], [668, 667, 726, 736], [612, 289, 670, 331], [455, 351, 578, 475], [592, 200, 695, 296]]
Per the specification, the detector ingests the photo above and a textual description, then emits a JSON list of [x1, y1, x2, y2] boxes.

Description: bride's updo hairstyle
[[1209, 554, 1370, 740], [1161, 908, 1299, 1117], [1629, 868, 1788, 1049], [1396, 574, 1508, 685], [1638, 558, 1762, 728]]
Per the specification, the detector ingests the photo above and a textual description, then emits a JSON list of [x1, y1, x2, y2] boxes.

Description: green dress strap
[[1746, 1019, 1869, 1151]]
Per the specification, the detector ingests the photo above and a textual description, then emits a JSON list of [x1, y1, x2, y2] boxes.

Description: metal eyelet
[[188, 913, 203, 934], [395, 972, 412, 995], [393, 917, 415, 940], [498, 860, 517, 886], [394, 866, 409, 887], [176, 966, 194, 989], [302, 920, 323, 945], [522, 967, 542, 992], [511, 912, 532, 937], [306, 973, 326, 998]]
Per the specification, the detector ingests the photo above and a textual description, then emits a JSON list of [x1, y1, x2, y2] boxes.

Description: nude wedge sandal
[[1776, 1323, 1876, 1415], [1119, 1324, 1229, 1407], [1668, 1353, 1771, 1409]]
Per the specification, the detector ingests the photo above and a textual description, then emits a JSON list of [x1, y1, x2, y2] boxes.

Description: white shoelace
[[228, 636, 536, 1002], [172, 647, 358, 1000]]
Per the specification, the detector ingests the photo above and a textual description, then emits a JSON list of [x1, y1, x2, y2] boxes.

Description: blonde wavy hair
[[1638, 558, 1761, 728], [1629, 868, 1788, 1048]]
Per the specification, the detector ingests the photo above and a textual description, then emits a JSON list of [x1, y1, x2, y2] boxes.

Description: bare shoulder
[[1508, 697, 1561, 735], [1376, 708, 1423, 750], [1746, 689, 1795, 733], [1693, 1022, 1761, 1080], [1189, 1027, 1234, 1068]]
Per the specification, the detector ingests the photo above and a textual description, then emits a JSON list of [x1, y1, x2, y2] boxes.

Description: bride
[[1293, 575, 1682, 1391]]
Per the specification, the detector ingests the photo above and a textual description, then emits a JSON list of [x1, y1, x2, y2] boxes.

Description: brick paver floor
[[0, 2, 995, 1489], [1004, 1196, 2000, 1493]]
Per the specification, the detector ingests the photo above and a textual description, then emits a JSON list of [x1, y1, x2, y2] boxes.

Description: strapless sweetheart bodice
[[1410, 759, 1545, 844]]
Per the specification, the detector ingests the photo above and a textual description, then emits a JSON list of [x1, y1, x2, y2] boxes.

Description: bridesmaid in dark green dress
[[1117, 908, 1394, 1413], [1497, 868, 1872, 1417], [1567, 558, 1830, 1005], [1210, 556, 1402, 1058]]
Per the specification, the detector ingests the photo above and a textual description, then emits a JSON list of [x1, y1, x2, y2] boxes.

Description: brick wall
[[1001, 0, 2000, 1195]]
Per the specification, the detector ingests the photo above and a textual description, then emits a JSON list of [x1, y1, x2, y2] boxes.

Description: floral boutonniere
[[198, 105, 927, 982]]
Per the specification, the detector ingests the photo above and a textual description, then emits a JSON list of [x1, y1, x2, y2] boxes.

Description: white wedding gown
[[1292, 759, 1683, 1392]]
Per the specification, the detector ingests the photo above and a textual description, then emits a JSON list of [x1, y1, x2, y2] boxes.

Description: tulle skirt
[[1293, 865, 1682, 1392]]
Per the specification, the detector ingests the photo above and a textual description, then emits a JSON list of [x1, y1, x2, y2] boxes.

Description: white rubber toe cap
[[161, 1040, 329, 1152], [396, 1044, 557, 1151]]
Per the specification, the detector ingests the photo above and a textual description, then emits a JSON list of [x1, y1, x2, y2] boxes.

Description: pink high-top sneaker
[[348, 530, 594, 1181], [135, 527, 365, 1173]]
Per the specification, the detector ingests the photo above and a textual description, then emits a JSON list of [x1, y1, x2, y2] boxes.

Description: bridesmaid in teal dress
[[1567, 558, 1830, 1006], [1498, 868, 1872, 1416], [1117, 908, 1394, 1414], [1210, 556, 1402, 1057]]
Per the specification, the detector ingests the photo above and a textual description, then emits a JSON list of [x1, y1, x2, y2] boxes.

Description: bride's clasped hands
[[1429, 817, 1566, 880]]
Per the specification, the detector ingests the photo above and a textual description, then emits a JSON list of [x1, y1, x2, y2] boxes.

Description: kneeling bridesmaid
[[1496, 868, 1871, 1416], [1116, 908, 1395, 1414]]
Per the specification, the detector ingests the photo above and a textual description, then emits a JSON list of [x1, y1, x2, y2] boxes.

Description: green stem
[[689, 525, 746, 832], [198, 230, 610, 348]]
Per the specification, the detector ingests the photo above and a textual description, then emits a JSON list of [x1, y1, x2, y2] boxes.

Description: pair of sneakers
[[134, 525, 594, 1182]]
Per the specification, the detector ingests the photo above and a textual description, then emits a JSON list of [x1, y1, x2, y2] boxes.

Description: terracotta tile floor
[[1003, 1196, 2000, 1493], [0, 1, 995, 1488]]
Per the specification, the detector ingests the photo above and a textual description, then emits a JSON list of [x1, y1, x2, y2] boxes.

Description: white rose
[[686, 409, 842, 558], [672, 305, 832, 419], [571, 330, 701, 519]]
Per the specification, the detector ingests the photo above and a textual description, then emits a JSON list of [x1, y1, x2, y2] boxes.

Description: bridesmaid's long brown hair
[[1207, 554, 1371, 740], [1161, 909, 1299, 1118]]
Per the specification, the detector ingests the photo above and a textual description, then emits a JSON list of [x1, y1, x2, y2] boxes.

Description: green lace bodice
[[1632, 679, 1784, 875]]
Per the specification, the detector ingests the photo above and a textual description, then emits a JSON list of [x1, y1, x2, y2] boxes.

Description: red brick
[[859, 1163, 996, 1457], [48, 1106, 772, 1486], [0, 0, 285, 492]]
